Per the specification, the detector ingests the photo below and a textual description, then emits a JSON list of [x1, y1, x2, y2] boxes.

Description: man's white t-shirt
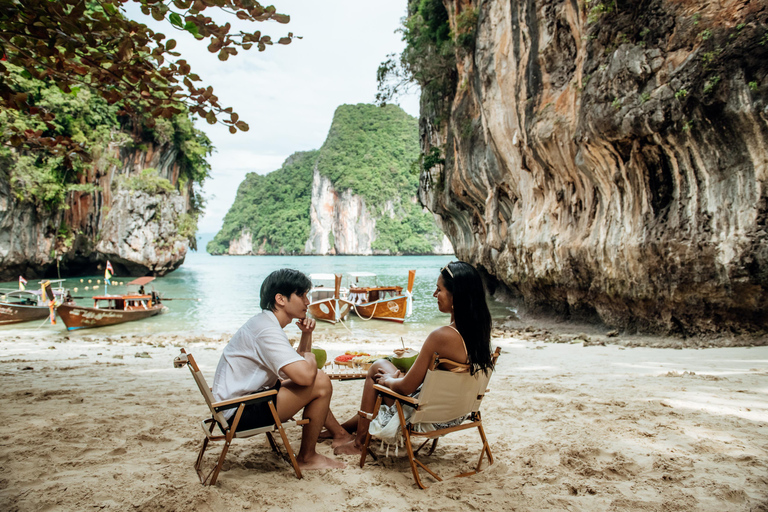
[[212, 310, 304, 419]]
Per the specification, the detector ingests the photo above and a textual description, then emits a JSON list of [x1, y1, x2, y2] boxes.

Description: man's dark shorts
[[229, 380, 281, 432]]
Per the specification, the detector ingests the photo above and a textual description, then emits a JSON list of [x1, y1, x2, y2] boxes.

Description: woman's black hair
[[440, 261, 493, 375], [260, 269, 312, 311]]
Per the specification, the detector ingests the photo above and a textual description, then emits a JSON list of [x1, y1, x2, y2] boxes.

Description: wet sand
[[0, 328, 766, 511]]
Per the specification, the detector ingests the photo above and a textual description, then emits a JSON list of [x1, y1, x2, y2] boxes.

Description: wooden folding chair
[[359, 346, 501, 489], [174, 348, 309, 485]]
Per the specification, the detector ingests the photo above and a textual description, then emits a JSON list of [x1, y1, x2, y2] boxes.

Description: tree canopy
[[0, 0, 293, 158]]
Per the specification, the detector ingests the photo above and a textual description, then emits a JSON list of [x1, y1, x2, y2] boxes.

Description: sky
[[127, 1, 420, 235]]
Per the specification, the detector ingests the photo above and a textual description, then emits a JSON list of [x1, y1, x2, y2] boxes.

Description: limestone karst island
[[1, 1, 767, 510]]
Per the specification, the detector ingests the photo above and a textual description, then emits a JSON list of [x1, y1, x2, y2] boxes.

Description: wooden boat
[[307, 274, 352, 324], [0, 280, 70, 325], [343, 270, 415, 323], [57, 277, 167, 330]]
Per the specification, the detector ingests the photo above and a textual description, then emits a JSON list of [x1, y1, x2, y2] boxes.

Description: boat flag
[[18, 276, 27, 290], [105, 261, 114, 284]]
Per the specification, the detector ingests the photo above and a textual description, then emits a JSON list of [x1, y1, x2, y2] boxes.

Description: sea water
[[0, 252, 515, 340]]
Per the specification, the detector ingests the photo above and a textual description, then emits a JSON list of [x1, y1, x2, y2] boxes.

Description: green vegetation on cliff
[[209, 103, 445, 255], [0, 63, 212, 214], [317, 104, 419, 208], [207, 151, 318, 255]]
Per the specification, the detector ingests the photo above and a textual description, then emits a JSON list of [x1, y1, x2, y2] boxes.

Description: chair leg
[[476, 421, 494, 469], [269, 401, 302, 479], [427, 438, 439, 456], [194, 437, 210, 483], [208, 433, 234, 486], [359, 395, 381, 468], [397, 402, 439, 489], [266, 431, 280, 455]]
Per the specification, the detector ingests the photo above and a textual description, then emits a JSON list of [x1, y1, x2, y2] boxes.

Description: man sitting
[[212, 268, 351, 470]]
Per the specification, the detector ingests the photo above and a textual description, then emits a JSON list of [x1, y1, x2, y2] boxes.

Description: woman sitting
[[334, 261, 495, 455]]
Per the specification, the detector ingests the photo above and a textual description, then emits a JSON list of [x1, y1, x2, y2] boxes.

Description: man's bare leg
[[277, 370, 345, 469]]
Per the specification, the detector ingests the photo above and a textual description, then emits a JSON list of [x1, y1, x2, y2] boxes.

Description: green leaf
[[169, 13, 183, 28], [166, 39, 177, 51], [104, 3, 117, 15], [184, 21, 200, 37]]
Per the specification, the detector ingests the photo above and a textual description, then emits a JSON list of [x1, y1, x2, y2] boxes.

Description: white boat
[[307, 273, 351, 324]]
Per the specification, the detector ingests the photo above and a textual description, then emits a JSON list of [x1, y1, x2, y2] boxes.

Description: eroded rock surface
[[420, 0, 768, 334], [0, 142, 193, 279]]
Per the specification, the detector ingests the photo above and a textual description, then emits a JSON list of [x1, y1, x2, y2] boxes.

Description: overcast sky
[[127, 1, 420, 235]]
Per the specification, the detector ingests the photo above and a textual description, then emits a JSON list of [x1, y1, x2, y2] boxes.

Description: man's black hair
[[260, 269, 312, 311]]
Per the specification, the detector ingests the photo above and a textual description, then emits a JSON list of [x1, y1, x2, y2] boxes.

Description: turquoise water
[[0, 253, 514, 338]]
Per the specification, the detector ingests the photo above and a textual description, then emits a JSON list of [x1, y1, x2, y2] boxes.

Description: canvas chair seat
[[359, 347, 501, 489], [174, 349, 308, 485]]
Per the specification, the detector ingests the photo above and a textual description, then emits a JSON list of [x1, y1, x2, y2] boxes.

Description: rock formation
[[0, 141, 196, 280], [417, 0, 768, 334], [210, 104, 453, 256]]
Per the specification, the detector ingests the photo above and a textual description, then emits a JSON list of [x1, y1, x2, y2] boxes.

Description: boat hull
[[348, 295, 409, 323], [0, 304, 50, 325], [308, 298, 352, 324], [57, 304, 165, 330]]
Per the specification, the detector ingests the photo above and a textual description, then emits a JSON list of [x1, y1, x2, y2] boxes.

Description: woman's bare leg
[[334, 359, 398, 455]]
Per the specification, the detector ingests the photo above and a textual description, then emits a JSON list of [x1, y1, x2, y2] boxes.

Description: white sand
[[0, 329, 766, 511]]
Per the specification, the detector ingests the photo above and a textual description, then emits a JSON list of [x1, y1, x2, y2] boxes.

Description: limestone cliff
[[0, 140, 197, 280], [416, 0, 768, 334]]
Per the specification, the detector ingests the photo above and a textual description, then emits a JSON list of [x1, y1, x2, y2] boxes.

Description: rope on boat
[[354, 301, 379, 321]]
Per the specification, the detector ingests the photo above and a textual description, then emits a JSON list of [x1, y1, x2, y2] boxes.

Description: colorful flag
[[105, 261, 114, 284], [18, 276, 27, 290]]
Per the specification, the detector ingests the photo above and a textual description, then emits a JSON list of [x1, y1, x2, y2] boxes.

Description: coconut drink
[[311, 347, 327, 369], [391, 348, 419, 372]]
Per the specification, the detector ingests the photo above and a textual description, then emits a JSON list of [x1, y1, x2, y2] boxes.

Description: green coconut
[[391, 348, 419, 372], [311, 347, 327, 369]]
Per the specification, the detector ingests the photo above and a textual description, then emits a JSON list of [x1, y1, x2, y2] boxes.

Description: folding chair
[[174, 348, 309, 485], [359, 346, 501, 489]]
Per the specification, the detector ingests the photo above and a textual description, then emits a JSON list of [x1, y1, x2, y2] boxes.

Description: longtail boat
[[57, 276, 167, 330], [307, 273, 352, 324], [0, 280, 70, 325], [343, 270, 415, 323]]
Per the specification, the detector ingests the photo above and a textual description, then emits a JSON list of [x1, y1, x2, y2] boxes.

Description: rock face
[[304, 168, 380, 255], [0, 141, 194, 280], [419, 0, 768, 334], [304, 168, 454, 255]]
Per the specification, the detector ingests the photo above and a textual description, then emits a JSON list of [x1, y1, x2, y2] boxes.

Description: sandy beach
[[0, 327, 766, 511]]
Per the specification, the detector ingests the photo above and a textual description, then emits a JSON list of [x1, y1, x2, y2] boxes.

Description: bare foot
[[331, 431, 356, 449], [333, 441, 363, 456], [297, 452, 346, 470]]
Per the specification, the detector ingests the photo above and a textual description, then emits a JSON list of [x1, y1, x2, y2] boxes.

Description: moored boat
[[0, 280, 70, 325], [343, 270, 415, 323], [307, 274, 352, 324], [57, 277, 167, 330]]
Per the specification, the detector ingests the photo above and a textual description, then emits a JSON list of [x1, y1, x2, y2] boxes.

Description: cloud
[[125, 1, 420, 235]]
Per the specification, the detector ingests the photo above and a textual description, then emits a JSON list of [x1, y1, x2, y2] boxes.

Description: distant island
[[207, 104, 452, 256]]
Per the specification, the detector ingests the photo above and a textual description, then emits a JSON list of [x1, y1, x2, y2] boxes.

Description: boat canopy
[[127, 276, 156, 286], [309, 273, 337, 281]]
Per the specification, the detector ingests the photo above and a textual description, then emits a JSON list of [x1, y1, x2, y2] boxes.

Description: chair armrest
[[212, 389, 278, 411], [372, 384, 419, 405]]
